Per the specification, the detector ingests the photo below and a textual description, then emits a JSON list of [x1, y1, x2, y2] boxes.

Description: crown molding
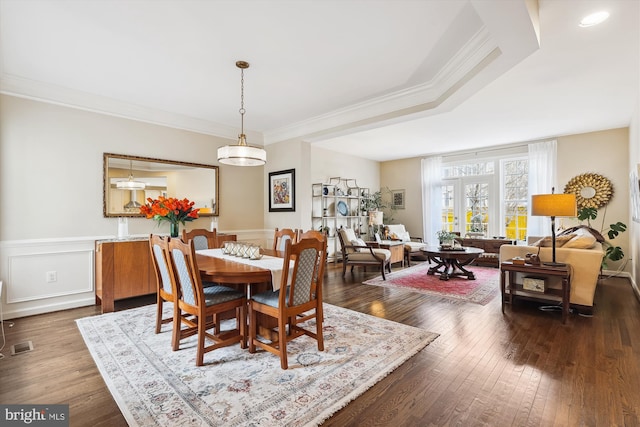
[[263, 26, 497, 144], [0, 73, 264, 144]]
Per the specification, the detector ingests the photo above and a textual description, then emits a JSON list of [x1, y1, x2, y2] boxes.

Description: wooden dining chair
[[249, 237, 327, 369], [272, 227, 298, 251], [295, 230, 327, 323], [215, 233, 237, 249], [182, 228, 217, 250], [149, 235, 179, 337], [298, 229, 325, 242], [167, 238, 247, 366]]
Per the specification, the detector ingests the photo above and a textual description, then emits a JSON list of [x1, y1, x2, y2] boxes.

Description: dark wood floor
[[1, 261, 639, 426]]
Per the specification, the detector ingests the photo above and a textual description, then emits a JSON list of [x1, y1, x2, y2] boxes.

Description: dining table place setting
[[197, 243, 290, 290]]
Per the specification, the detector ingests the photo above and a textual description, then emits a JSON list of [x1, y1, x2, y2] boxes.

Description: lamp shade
[[217, 143, 266, 166], [368, 210, 384, 226], [116, 179, 146, 190], [531, 193, 577, 217]]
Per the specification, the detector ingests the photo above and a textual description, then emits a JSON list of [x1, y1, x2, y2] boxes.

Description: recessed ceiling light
[[579, 11, 610, 27]]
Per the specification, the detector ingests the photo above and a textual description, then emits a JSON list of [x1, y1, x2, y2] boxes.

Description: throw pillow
[[398, 231, 411, 242], [350, 238, 367, 252], [563, 227, 597, 249], [532, 234, 575, 247]]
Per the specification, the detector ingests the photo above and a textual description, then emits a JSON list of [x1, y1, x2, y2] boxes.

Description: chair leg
[[213, 313, 220, 334], [155, 299, 163, 334], [248, 303, 258, 353], [171, 304, 182, 351], [380, 262, 386, 280], [238, 305, 247, 349], [196, 314, 206, 366], [316, 306, 324, 351], [342, 260, 347, 277], [278, 316, 288, 370]]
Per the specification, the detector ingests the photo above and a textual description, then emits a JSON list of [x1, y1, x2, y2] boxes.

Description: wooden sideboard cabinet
[[458, 237, 516, 267], [95, 234, 238, 313], [95, 239, 155, 313]]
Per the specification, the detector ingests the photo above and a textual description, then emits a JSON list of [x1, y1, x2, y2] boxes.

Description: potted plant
[[361, 187, 397, 223], [436, 230, 456, 246], [576, 206, 626, 268]]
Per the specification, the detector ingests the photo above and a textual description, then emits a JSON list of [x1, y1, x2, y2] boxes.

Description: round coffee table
[[420, 246, 484, 281]]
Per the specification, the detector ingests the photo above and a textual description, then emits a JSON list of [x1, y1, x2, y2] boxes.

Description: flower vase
[[170, 223, 180, 238]]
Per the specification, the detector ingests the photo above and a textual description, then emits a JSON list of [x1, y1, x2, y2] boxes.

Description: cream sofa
[[499, 242, 603, 310]]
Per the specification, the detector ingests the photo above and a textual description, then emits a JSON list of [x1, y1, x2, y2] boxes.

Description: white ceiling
[[1, 0, 638, 162]]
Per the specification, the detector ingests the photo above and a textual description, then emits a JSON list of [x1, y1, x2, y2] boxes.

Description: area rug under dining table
[[363, 262, 499, 305], [76, 303, 438, 426]]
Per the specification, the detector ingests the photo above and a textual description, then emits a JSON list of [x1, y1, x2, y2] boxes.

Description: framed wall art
[[269, 169, 295, 212], [391, 189, 405, 209]]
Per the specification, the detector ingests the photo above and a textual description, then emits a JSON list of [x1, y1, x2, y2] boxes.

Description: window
[[502, 158, 529, 240], [440, 153, 528, 240]]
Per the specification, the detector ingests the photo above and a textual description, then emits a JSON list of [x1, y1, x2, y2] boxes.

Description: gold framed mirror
[[103, 153, 219, 217], [564, 172, 613, 209]]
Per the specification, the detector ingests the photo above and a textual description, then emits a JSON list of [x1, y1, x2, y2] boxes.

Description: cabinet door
[[113, 240, 154, 299], [484, 240, 506, 253], [463, 239, 485, 250]]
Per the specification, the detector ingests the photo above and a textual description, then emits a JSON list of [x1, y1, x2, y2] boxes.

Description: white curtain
[[527, 140, 557, 238], [421, 156, 443, 245]]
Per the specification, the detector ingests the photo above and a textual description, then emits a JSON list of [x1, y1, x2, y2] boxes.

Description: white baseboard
[[2, 296, 96, 320]]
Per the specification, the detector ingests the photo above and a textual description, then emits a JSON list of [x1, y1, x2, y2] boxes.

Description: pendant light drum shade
[[217, 60, 267, 166], [217, 143, 267, 166]]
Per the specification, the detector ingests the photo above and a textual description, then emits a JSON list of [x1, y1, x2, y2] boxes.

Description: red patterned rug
[[363, 262, 499, 305]]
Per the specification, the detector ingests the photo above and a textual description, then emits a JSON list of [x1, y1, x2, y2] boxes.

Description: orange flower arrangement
[[140, 197, 199, 236]]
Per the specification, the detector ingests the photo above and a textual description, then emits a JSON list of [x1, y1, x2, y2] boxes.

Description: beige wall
[[380, 158, 424, 238], [2, 92, 636, 316], [557, 128, 630, 274], [0, 94, 265, 318], [0, 94, 264, 239], [264, 139, 308, 234], [379, 128, 632, 273]]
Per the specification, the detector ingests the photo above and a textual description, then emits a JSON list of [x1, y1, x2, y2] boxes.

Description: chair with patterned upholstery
[[182, 228, 217, 250], [337, 227, 391, 280], [249, 237, 326, 369], [149, 235, 179, 341], [167, 238, 247, 366], [272, 227, 298, 251]]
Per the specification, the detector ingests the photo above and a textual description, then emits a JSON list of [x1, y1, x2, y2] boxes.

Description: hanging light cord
[[238, 64, 246, 145]]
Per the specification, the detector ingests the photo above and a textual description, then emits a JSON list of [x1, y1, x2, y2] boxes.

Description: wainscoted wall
[[0, 229, 274, 320], [0, 237, 102, 319]]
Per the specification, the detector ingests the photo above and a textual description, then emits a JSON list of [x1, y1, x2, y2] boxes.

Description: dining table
[[196, 248, 283, 291], [196, 247, 285, 337]]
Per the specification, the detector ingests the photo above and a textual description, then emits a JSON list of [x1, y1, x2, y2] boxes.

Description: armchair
[[337, 228, 391, 280], [385, 224, 428, 267]]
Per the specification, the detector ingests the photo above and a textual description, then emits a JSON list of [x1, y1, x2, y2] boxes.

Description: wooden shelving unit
[[312, 177, 369, 262]]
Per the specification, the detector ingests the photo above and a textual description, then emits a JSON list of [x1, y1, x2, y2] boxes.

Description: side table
[[500, 261, 571, 324], [367, 240, 404, 267]]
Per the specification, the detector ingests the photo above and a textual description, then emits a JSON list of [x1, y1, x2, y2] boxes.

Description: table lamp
[[531, 188, 577, 266], [368, 210, 384, 239]]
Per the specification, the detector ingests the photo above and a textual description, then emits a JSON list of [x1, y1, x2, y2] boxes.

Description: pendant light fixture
[[217, 61, 267, 166], [116, 160, 146, 190]]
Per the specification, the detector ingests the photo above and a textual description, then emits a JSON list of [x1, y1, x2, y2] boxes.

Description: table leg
[[452, 259, 476, 280], [427, 257, 446, 276]]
